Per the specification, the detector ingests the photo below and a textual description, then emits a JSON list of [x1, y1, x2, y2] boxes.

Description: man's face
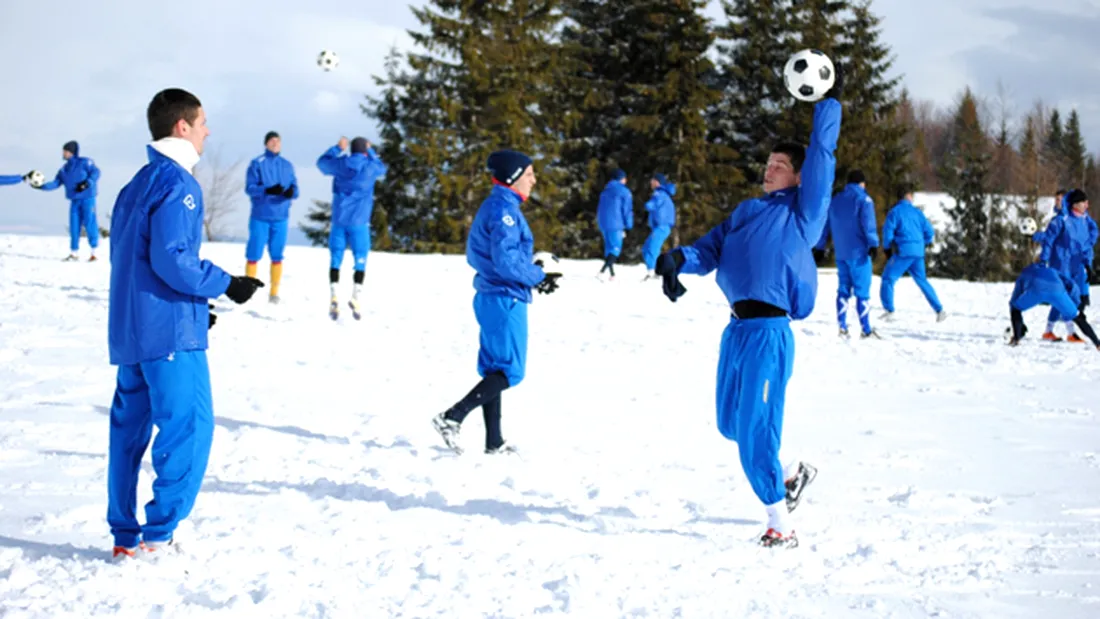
[[267, 136, 281, 154], [1073, 200, 1089, 215], [650, 178, 660, 190], [62, 150, 72, 160], [763, 153, 799, 193], [177, 107, 210, 155], [512, 165, 536, 197]]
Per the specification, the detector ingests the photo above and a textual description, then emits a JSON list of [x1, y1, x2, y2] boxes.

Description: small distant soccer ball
[[27, 170, 44, 188], [317, 50, 339, 72], [533, 251, 559, 267], [1018, 216, 1038, 236], [783, 49, 836, 102]]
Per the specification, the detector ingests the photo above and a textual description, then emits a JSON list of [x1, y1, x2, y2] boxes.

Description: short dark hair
[[771, 142, 806, 172], [847, 169, 866, 185], [896, 183, 916, 201], [147, 88, 202, 141]]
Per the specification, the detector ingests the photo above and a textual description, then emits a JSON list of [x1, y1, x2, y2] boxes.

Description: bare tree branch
[[195, 146, 246, 241]]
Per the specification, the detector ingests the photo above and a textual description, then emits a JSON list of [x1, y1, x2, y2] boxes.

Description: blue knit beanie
[[63, 141, 79, 156], [653, 173, 667, 185], [611, 168, 627, 181], [487, 150, 532, 186]]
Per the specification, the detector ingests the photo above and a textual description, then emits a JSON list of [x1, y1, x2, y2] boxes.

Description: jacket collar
[[491, 179, 527, 202], [148, 137, 200, 175]]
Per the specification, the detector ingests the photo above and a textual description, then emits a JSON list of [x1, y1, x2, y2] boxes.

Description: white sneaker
[[880, 311, 896, 322], [432, 413, 463, 454], [936, 310, 947, 322]]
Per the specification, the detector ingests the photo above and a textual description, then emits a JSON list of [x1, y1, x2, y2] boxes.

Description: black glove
[[1081, 295, 1091, 309], [868, 246, 879, 260], [655, 250, 687, 302], [208, 304, 217, 329], [264, 184, 285, 196], [225, 276, 265, 304], [1085, 265, 1094, 284], [282, 184, 296, 199], [883, 248, 893, 261], [74, 180, 89, 192], [535, 273, 562, 295], [22, 171, 33, 181], [825, 62, 845, 100], [812, 248, 826, 264]]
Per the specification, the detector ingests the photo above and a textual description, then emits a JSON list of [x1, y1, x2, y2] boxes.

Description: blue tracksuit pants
[[329, 224, 370, 271], [1047, 267, 1090, 323], [602, 229, 624, 258], [107, 350, 214, 548], [836, 257, 873, 333], [475, 292, 528, 388], [642, 225, 671, 270], [69, 198, 99, 251], [880, 255, 943, 313], [246, 218, 289, 263], [715, 316, 793, 507]]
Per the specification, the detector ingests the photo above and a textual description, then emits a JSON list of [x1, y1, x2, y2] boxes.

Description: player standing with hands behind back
[[652, 55, 842, 548]]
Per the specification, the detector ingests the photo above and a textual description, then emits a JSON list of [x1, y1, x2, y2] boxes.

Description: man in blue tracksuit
[[1037, 189, 1098, 342], [813, 169, 880, 338], [0, 172, 35, 186], [316, 136, 387, 320], [432, 150, 562, 455], [36, 141, 101, 261], [244, 130, 298, 304], [596, 168, 633, 280], [879, 187, 945, 321], [653, 88, 843, 548], [642, 173, 676, 279], [1007, 263, 1100, 350], [106, 88, 264, 559]]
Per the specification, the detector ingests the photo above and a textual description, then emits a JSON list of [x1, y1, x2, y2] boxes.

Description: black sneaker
[[784, 462, 818, 513], [431, 413, 463, 454], [759, 528, 798, 548]]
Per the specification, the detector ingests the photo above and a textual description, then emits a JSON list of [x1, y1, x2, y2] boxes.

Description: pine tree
[[1045, 109, 1067, 186], [300, 200, 332, 247], [711, 0, 794, 190], [369, 0, 566, 254], [896, 90, 937, 191], [935, 89, 1011, 281], [1063, 109, 1087, 188]]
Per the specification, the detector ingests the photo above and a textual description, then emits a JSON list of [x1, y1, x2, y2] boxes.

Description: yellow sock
[[245, 261, 257, 278], [270, 262, 283, 298]]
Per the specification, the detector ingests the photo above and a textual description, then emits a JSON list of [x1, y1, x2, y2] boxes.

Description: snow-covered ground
[[1, 233, 1098, 618]]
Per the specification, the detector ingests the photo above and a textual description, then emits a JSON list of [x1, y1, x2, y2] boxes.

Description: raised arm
[[795, 98, 842, 242], [316, 145, 346, 177], [39, 169, 63, 191], [1039, 216, 1064, 265]]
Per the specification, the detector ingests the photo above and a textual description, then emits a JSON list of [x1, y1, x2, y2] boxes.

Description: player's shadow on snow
[[205, 478, 706, 538], [0, 535, 108, 562], [884, 328, 1003, 345], [215, 415, 350, 444]]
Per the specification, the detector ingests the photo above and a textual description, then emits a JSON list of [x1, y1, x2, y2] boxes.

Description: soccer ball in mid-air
[[317, 50, 339, 72], [1018, 216, 1038, 236], [783, 49, 836, 102], [26, 170, 44, 188]]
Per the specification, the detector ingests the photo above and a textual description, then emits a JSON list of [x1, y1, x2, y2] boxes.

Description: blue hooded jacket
[[882, 200, 935, 257], [466, 184, 546, 303], [815, 183, 879, 261], [1039, 210, 1098, 274], [596, 180, 633, 232], [679, 98, 841, 319], [245, 150, 298, 221], [645, 183, 676, 228], [108, 144, 232, 366], [40, 143, 100, 200], [1010, 263, 1081, 308], [317, 145, 387, 227], [0, 174, 23, 186]]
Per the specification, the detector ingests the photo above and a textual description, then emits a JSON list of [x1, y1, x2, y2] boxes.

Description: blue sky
[[0, 0, 1095, 243]]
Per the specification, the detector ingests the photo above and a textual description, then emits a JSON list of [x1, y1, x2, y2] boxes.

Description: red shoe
[[1066, 334, 1085, 343], [88, 255, 98, 262], [759, 528, 799, 548], [1042, 332, 1062, 342], [112, 545, 140, 559]]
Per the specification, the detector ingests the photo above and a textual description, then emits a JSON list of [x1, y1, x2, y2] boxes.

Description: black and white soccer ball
[[317, 50, 339, 72], [26, 170, 45, 188], [783, 49, 836, 103], [1018, 216, 1038, 236], [533, 251, 559, 268]]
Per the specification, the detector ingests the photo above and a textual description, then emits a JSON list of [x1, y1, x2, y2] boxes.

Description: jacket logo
[[183, 194, 196, 210], [502, 214, 515, 227]]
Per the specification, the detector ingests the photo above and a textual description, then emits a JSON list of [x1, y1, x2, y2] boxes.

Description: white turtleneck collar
[[149, 137, 201, 176]]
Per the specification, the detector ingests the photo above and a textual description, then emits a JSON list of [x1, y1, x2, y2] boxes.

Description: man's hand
[[225, 276, 265, 304], [868, 246, 878, 260], [535, 273, 562, 295], [264, 184, 285, 196], [338, 137, 349, 151], [74, 180, 89, 192]]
